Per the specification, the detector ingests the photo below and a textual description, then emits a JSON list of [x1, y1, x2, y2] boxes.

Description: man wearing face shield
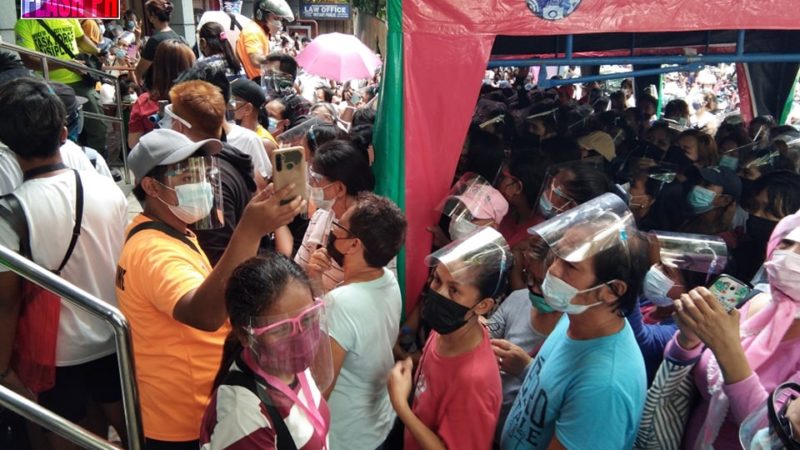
[[388, 227, 509, 450], [501, 194, 649, 450], [236, 0, 292, 81], [117, 129, 305, 447]]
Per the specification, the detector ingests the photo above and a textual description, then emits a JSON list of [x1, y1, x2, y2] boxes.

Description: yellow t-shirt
[[236, 20, 269, 80], [116, 214, 229, 441], [256, 124, 277, 144], [15, 19, 83, 84], [80, 19, 102, 45]]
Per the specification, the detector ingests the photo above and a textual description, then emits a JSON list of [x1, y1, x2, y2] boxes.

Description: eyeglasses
[[331, 220, 357, 239], [248, 300, 323, 340], [158, 104, 193, 130]]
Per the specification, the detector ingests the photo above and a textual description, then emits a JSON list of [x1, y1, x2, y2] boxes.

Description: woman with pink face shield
[[201, 254, 333, 450]]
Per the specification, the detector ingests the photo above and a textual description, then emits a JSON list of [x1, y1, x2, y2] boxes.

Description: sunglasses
[[248, 300, 324, 340]]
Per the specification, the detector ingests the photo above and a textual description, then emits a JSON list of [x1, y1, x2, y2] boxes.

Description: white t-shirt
[[0, 140, 97, 195], [226, 123, 272, 180], [325, 268, 402, 450], [0, 170, 128, 366]]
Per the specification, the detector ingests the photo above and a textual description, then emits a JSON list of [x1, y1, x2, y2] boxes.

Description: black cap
[[230, 78, 266, 109], [49, 82, 88, 116], [699, 166, 742, 201]]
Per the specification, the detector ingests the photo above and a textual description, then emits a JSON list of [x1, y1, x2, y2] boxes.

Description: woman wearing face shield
[[660, 211, 800, 449], [627, 232, 727, 386], [501, 193, 649, 450], [201, 254, 332, 449], [387, 228, 510, 450], [295, 140, 375, 293]]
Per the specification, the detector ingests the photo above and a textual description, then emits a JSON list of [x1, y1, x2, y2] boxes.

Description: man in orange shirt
[[116, 128, 304, 448], [236, 0, 293, 80]]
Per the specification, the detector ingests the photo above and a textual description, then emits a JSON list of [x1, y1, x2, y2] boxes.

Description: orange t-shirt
[[116, 214, 230, 441], [236, 20, 270, 80]]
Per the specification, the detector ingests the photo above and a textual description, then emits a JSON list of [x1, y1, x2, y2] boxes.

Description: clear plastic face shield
[[740, 382, 800, 450], [624, 159, 678, 212], [437, 173, 502, 224], [424, 227, 511, 298], [261, 68, 295, 98], [246, 299, 334, 391], [528, 192, 634, 265], [162, 155, 224, 230], [650, 231, 728, 276], [535, 157, 604, 219]]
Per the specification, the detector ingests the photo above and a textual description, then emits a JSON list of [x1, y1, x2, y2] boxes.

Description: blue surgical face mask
[[268, 117, 279, 133], [719, 155, 739, 170], [687, 185, 717, 215], [538, 194, 556, 218]]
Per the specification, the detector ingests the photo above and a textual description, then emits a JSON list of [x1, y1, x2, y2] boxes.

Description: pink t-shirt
[[405, 327, 502, 450]]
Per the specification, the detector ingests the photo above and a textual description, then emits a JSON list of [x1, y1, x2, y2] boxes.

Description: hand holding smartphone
[[708, 274, 752, 312], [270, 146, 308, 205]]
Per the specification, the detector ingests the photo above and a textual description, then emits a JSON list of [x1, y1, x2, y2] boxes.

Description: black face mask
[[326, 233, 346, 268], [746, 214, 777, 245], [421, 288, 474, 335]]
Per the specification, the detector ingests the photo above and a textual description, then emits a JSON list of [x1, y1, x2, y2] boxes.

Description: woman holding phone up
[[665, 210, 800, 448]]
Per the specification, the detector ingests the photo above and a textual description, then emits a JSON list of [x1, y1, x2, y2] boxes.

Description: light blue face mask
[[687, 185, 717, 215], [538, 194, 556, 218], [268, 117, 279, 133], [720, 154, 739, 170]]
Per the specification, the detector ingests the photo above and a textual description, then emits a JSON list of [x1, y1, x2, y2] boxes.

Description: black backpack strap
[[221, 370, 299, 450], [54, 170, 83, 275], [0, 194, 31, 259], [36, 20, 77, 59], [227, 12, 243, 31], [126, 220, 201, 254]]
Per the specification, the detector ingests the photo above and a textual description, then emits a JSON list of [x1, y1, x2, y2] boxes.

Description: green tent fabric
[[373, 0, 406, 310]]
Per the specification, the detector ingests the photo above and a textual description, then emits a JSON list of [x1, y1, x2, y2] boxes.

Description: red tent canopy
[[399, 0, 800, 309]]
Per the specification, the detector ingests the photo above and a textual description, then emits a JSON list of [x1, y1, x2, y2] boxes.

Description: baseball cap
[[577, 131, 616, 161], [698, 166, 742, 201], [49, 82, 88, 116], [231, 78, 266, 109], [129, 129, 222, 185], [451, 184, 509, 224]]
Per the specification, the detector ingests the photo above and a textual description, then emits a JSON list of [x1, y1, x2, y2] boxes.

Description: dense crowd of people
[[1, 0, 800, 449]]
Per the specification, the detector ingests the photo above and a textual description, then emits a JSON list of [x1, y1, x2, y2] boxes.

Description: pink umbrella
[[295, 33, 382, 82]]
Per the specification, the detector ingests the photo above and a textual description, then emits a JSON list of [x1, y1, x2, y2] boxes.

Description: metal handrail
[[0, 245, 144, 450], [0, 41, 131, 183], [0, 385, 119, 450]]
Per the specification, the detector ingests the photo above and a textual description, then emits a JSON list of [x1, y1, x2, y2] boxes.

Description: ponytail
[[211, 332, 244, 392], [199, 22, 243, 75]]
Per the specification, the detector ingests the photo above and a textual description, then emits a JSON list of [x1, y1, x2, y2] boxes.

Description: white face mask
[[160, 181, 214, 224], [448, 219, 479, 241], [310, 185, 334, 211], [541, 270, 604, 315], [765, 249, 800, 298], [643, 265, 677, 307]]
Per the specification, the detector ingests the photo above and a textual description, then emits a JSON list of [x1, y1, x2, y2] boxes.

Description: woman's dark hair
[[664, 99, 689, 120], [459, 244, 511, 301], [212, 254, 311, 389], [562, 161, 615, 204], [464, 129, 505, 182], [315, 85, 333, 103], [348, 124, 373, 160], [175, 63, 231, 103], [540, 136, 581, 164], [352, 107, 376, 128], [150, 39, 195, 101], [508, 150, 546, 208], [145, 0, 173, 22], [348, 192, 407, 268], [752, 171, 800, 219], [715, 122, 751, 150], [307, 123, 346, 157], [0, 78, 65, 159], [679, 129, 719, 167], [312, 140, 375, 194], [198, 22, 242, 75], [593, 228, 649, 315]]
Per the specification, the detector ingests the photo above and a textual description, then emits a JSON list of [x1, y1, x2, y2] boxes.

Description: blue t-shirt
[[500, 316, 647, 450]]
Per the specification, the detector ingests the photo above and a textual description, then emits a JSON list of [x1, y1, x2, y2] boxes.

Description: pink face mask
[[248, 302, 323, 375], [765, 249, 800, 300]]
